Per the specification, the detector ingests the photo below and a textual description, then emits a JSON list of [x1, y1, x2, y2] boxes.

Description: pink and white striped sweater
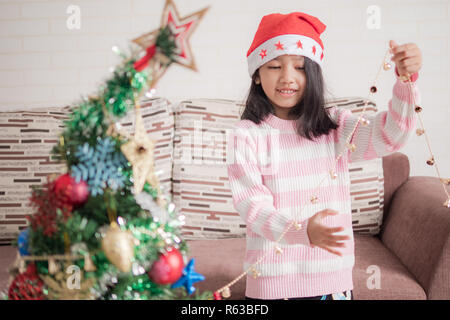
[[226, 76, 420, 299]]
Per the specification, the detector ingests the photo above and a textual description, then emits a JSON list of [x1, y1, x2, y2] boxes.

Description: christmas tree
[[4, 0, 212, 300]]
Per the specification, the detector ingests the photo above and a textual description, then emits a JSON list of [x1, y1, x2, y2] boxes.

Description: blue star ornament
[[171, 259, 205, 295]]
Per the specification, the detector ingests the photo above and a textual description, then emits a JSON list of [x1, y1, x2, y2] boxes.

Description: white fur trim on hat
[[247, 34, 324, 77]]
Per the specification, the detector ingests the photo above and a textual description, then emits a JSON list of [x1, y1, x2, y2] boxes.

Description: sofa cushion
[[0, 97, 174, 244], [186, 235, 426, 300], [353, 235, 426, 299], [173, 98, 385, 240], [0, 236, 428, 299]]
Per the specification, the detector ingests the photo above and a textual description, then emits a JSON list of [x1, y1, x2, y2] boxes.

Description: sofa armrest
[[380, 176, 450, 299], [382, 152, 410, 221]]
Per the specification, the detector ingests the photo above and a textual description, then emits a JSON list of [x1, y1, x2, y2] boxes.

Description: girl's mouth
[[276, 89, 298, 97]]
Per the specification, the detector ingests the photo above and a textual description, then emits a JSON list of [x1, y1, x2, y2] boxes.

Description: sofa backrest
[[0, 96, 386, 244], [172, 97, 385, 240]]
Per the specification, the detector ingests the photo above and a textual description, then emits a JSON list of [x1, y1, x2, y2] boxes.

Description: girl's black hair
[[241, 56, 338, 140]]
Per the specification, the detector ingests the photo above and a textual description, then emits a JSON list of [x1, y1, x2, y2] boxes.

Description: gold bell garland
[[214, 45, 450, 299], [406, 66, 450, 207]]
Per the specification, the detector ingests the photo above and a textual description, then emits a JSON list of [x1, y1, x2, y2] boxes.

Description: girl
[[226, 12, 422, 300]]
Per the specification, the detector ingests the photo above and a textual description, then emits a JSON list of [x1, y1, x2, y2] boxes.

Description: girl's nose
[[280, 67, 295, 84]]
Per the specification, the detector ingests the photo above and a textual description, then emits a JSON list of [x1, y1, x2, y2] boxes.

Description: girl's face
[[255, 54, 306, 120]]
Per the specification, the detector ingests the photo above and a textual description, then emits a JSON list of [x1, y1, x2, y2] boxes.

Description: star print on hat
[[247, 12, 327, 77]]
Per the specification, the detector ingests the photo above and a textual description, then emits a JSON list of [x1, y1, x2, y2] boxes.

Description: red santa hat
[[247, 12, 327, 77]]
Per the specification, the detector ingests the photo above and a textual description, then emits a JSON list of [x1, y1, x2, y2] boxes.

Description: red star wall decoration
[[132, 0, 209, 88]]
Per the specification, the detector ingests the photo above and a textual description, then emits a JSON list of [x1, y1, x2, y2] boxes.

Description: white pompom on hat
[[247, 12, 327, 77]]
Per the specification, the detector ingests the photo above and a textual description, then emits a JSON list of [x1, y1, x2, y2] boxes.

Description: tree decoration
[[132, 0, 210, 89], [109, 104, 167, 208], [17, 229, 30, 256], [293, 221, 302, 230], [47, 257, 60, 275], [310, 196, 319, 204], [133, 26, 175, 73], [444, 198, 450, 208], [148, 247, 184, 285], [40, 261, 96, 300], [54, 174, 89, 206], [220, 286, 231, 299], [329, 170, 338, 180], [71, 137, 129, 196], [27, 179, 73, 238], [171, 258, 205, 295], [7, 0, 210, 300], [101, 222, 136, 273], [120, 107, 157, 195], [346, 142, 357, 152], [8, 263, 45, 300], [134, 191, 170, 224], [416, 128, 425, 136]]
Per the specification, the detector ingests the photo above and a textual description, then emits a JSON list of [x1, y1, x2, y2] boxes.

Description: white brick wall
[[0, 0, 448, 178]]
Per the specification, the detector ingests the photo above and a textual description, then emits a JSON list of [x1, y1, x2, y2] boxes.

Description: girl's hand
[[389, 40, 423, 77], [307, 209, 351, 256]]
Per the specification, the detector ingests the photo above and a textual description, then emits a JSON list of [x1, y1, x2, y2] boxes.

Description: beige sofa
[[0, 97, 449, 299]]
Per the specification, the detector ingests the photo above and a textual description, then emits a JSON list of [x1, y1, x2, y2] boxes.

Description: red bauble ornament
[[54, 174, 89, 206], [70, 178, 89, 205], [8, 263, 45, 300], [148, 247, 184, 285]]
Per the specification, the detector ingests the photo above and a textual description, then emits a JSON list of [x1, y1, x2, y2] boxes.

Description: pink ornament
[[70, 179, 89, 205]]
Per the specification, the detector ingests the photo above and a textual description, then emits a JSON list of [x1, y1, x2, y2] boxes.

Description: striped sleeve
[[226, 122, 311, 246], [331, 75, 420, 163]]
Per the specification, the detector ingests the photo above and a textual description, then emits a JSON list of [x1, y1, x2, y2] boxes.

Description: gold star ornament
[[120, 107, 156, 195], [120, 107, 167, 208]]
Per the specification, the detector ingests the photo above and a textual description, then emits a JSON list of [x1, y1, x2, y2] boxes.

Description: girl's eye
[[267, 66, 304, 70]]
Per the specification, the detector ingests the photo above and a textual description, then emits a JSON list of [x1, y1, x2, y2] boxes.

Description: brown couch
[[2, 152, 448, 299], [186, 152, 450, 300]]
